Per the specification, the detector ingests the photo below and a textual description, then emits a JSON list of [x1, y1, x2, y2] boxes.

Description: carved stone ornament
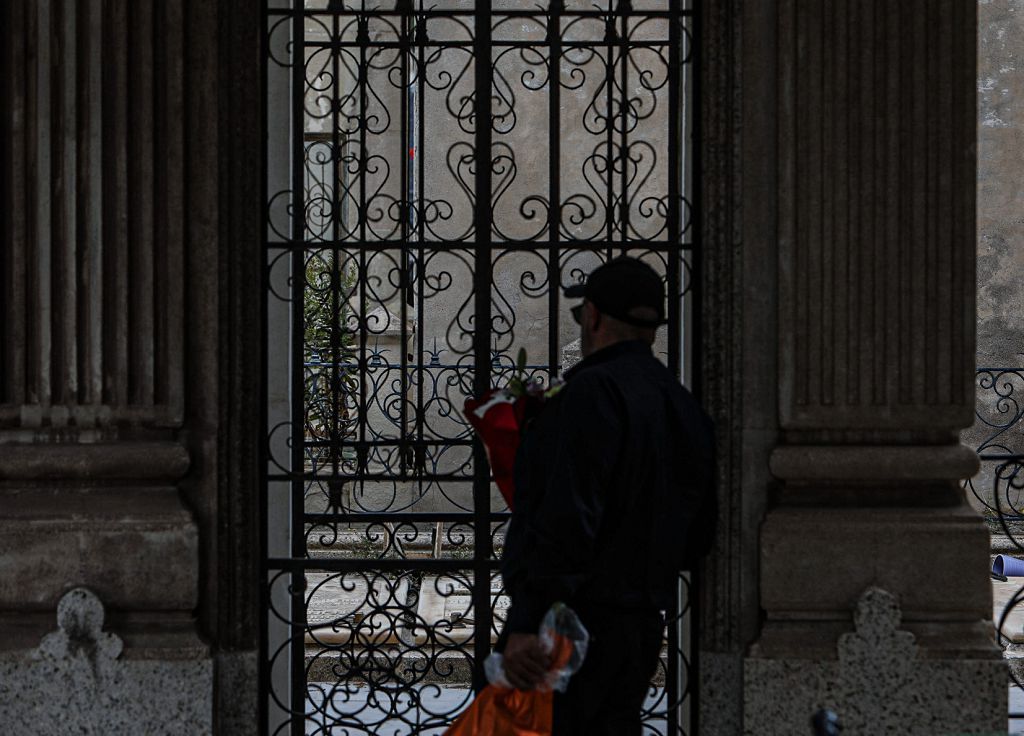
[[834, 587, 918, 730], [839, 587, 917, 664], [0, 588, 214, 735], [743, 586, 1006, 735], [35, 588, 124, 667]]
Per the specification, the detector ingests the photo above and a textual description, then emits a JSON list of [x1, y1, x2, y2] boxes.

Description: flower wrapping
[[462, 350, 564, 510]]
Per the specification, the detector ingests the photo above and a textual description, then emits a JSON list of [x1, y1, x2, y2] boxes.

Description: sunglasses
[[571, 303, 584, 325]]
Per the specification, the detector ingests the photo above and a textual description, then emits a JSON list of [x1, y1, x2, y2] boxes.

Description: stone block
[[770, 444, 980, 483], [215, 650, 259, 736], [760, 505, 991, 623], [744, 588, 1006, 736], [699, 651, 743, 736], [0, 488, 199, 612]]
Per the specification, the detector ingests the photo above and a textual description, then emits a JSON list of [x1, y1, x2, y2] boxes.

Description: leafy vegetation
[[304, 250, 359, 449]]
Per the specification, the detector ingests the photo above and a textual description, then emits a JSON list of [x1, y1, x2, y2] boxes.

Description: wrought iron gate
[[971, 369, 1024, 725], [262, 2, 699, 733]]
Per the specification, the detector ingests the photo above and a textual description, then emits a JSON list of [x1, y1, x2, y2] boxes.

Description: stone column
[[0, 1, 212, 731], [742, 1, 1005, 733]]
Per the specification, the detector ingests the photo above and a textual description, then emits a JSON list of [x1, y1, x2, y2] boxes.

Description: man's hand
[[502, 633, 551, 690]]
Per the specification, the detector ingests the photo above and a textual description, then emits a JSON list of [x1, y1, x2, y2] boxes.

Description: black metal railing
[[967, 368, 1024, 518], [972, 368, 1024, 723]]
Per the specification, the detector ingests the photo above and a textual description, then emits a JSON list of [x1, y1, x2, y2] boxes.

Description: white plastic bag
[[485, 602, 590, 693]]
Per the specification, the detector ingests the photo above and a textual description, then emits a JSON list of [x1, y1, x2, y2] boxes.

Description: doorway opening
[[261, 2, 699, 733]]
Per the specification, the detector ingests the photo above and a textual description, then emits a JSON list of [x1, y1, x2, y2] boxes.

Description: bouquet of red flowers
[[463, 350, 564, 509]]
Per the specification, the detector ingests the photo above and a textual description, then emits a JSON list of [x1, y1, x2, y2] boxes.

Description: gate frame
[[254, 3, 718, 734]]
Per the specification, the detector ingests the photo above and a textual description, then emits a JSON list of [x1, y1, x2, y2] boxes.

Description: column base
[[0, 588, 213, 735], [760, 504, 992, 625], [0, 441, 197, 612], [745, 585, 1007, 736], [744, 656, 1005, 735], [743, 587, 1006, 734]]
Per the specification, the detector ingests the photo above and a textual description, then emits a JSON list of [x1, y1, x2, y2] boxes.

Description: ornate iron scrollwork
[[264, 2, 697, 733]]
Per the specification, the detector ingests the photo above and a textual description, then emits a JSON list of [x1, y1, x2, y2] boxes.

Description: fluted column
[[0, 0, 260, 731], [776, 0, 973, 443], [742, 1, 1005, 733], [3, 0, 185, 432], [0, 0, 200, 662]]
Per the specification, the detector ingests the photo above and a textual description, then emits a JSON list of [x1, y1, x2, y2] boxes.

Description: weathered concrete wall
[[978, 0, 1024, 367], [966, 0, 1024, 514]]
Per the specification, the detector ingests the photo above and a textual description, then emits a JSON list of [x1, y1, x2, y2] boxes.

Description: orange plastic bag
[[444, 604, 588, 736], [444, 688, 554, 736]]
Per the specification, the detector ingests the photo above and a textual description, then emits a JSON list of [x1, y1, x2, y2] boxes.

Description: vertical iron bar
[[690, 2, 703, 734], [357, 3, 369, 524], [416, 4, 427, 504], [406, 6, 417, 314], [548, 2, 562, 379], [668, 6, 682, 375], [259, 6, 270, 735], [399, 9, 410, 479], [667, 2, 683, 733], [605, 2, 615, 257], [472, 1, 494, 693], [330, 9, 342, 507], [618, 0, 629, 251], [690, 9, 704, 406], [289, 3, 307, 733]]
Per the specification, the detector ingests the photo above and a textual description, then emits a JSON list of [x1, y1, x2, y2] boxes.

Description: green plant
[[304, 250, 359, 450]]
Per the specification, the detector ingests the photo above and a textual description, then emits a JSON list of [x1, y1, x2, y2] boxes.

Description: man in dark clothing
[[498, 257, 717, 736]]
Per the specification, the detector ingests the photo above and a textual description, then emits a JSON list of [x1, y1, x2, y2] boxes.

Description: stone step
[[304, 648, 673, 686]]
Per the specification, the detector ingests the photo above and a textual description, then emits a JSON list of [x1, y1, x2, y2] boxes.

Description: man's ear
[[588, 302, 601, 331]]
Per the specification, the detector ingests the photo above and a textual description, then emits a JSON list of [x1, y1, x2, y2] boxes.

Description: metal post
[[471, 1, 494, 693]]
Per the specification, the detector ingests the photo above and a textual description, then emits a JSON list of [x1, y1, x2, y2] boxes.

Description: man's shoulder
[[561, 363, 619, 400], [601, 348, 684, 389]]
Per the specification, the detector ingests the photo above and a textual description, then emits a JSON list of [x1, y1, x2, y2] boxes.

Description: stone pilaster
[[2, 0, 185, 433], [776, 0, 975, 439], [698, 1, 758, 732], [743, 1, 1005, 733], [0, 1, 210, 729]]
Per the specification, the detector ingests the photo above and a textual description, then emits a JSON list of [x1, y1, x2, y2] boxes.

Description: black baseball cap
[[564, 256, 667, 328]]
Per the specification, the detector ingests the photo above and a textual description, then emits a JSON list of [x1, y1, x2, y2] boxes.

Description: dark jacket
[[501, 340, 716, 633]]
